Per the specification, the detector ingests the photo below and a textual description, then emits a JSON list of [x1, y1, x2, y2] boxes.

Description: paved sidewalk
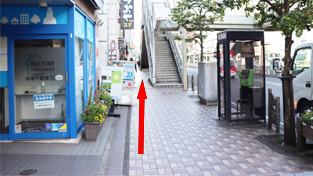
[[0, 115, 119, 176], [129, 71, 313, 176]]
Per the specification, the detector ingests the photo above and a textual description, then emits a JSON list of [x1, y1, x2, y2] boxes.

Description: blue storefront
[[0, 1, 101, 141]]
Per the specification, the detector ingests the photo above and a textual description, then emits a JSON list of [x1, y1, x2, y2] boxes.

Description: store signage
[[87, 20, 94, 43], [118, 38, 124, 48], [46, 123, 52, 131], [240, 46, 255, 57], [123, 62, 134, 72], [101, 67, 123, 99], [55, 74, 63, 81], [74, 10, 85, 39], [122, 80, 134, 90], [59, 123, 67, 132], [123, 72, 134, 80], [15, 125, 21, 133], [0, 6, 68, 25], [111, 71, 122, 84], [33, 94, 55, 109], [110, 40, 116, 52], [52, 123, 58, 131], [121, 0, 134, 29]]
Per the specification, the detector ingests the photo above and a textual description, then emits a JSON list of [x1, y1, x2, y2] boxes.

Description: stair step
[[155, 69, 177, 72], [156, 77, 180, 81], [156, 73, 179, 76], [155, 60, 174, 63], [153, 83, 183, 88], [155, 72, 177, 75], [156, 81, 181, 84]]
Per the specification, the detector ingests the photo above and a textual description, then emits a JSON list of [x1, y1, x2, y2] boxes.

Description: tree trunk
[[200, 38, 203, 62], [282, 35, 295, 146]]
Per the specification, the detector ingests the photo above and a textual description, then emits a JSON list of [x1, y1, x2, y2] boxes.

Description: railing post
[[268, 88, 272, 130], [276, 96, 280, 133], [187, 75, 189, 89], [192, 73, 195, 91]]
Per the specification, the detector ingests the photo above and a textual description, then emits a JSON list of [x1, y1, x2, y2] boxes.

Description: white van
[[290, 43, 312, 114]]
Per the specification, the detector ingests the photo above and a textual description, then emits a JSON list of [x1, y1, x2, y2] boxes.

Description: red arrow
[[137, 80, 147, 154]]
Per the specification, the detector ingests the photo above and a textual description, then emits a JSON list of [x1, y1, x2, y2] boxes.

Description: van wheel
[[298, 101, 312, 115], [231, 76, 235, 79]]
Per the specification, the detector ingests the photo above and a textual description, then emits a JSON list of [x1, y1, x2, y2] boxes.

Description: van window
[[292, 48, 311, 76]]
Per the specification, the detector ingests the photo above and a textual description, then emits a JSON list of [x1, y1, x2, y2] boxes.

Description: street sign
[[110, 40, 116, 52]]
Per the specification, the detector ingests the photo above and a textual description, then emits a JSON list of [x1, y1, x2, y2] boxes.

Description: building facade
[[0, 0, 106, 141]]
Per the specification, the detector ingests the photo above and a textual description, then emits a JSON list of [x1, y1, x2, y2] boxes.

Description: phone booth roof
[[217, 29, 264, 43]]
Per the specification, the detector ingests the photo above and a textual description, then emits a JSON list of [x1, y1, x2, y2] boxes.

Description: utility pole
[[182, 28, 187, 91]]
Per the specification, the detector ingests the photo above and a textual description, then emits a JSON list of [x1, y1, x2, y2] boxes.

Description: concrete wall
[[109, 0, 120, 62]]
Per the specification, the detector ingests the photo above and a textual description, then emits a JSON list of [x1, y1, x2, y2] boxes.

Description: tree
[[223, 0, 313, 146], [169, 0, 225, 62]]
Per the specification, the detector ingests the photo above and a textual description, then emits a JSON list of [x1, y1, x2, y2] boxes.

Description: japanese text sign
[[121, 0, 134, 29]]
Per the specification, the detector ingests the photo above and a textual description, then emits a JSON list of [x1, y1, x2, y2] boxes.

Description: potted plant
[[297, 109, 313, 154], [98, 91, 113, 108], [81, 87, 108, 141]]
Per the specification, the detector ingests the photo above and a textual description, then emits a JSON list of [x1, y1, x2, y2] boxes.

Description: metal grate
[[20, 169, 37, 175], [123, 106, 131, 176]]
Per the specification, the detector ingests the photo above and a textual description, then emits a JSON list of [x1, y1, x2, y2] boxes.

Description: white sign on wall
[[33, 94, 55, 109]]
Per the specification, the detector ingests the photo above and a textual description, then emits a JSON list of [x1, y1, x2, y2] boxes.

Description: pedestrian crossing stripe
[[59, 123, 67, 132]]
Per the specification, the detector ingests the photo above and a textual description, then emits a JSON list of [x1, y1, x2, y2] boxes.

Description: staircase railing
[[166, 32, 183, 81], [142, 0, 156, 83]]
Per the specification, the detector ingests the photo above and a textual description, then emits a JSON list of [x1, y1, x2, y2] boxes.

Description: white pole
[[182, 28, 187, 91]]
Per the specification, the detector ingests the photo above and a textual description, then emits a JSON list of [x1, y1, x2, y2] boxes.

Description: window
[[292, 48, 311, 76], [75, 37, 84, 127]]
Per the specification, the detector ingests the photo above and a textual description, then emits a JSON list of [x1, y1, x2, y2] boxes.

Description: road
[[187, 67, 284, 119]]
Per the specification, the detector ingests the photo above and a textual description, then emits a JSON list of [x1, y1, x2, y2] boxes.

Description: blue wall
[[0, 5, 96, 140]]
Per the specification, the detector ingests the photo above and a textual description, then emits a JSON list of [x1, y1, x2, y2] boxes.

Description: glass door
[[13, 36, 69, 138], [0, 88, 9, 135]]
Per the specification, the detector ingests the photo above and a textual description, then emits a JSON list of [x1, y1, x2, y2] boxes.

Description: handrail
[[166, 31, 183, 81]]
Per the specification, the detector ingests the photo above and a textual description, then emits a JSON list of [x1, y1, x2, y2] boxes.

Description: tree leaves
[[169, 0, 225, 62]]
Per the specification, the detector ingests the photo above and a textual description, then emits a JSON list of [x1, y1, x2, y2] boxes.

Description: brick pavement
[[128, 71, 313, 176], [0, 116, 118, 176]]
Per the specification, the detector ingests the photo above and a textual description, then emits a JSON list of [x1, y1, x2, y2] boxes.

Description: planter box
[[296, 118, 313, 155], [84, 122, 100, 141], [98, 121, 104, 134]]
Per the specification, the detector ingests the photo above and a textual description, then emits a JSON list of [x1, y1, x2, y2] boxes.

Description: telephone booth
[[217, 30, 266, 125]]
